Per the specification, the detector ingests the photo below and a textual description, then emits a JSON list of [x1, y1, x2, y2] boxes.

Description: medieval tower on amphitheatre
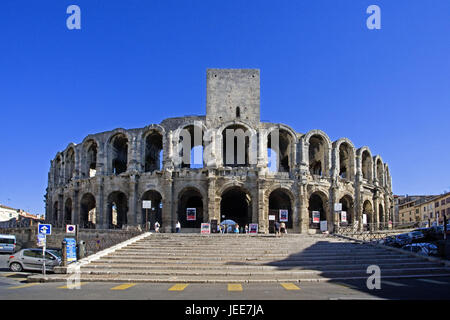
[[45, 69, 393, 234]]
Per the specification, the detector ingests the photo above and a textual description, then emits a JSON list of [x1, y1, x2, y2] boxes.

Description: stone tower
[[206, 69, 260, 128]]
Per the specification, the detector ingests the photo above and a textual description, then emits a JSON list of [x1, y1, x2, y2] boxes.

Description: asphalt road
[[1, 253, 450, 301]]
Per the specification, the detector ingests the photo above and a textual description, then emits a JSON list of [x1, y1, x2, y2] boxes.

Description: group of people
[[274, 221, 287, 236], [219, 224, 249, 234]]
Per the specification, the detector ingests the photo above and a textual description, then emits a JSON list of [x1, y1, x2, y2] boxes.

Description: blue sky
[[0, 1, 449, 215]]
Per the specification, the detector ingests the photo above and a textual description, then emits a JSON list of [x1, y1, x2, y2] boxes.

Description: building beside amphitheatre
[[45, 69, 393, 234]]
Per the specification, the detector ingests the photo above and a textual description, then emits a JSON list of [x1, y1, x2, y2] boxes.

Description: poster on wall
[[341, 211, 347, 223], [279, 210, 288, 222], [249, 223, 258, 234], [312, 211, 320, 224], [363, 214, 367, 225], [320, 221, 328, 232], [186, 208, 196, 221], [201, 223, 210, 234]]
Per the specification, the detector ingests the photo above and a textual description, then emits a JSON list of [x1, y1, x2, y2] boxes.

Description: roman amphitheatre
[[45, 69, 393, 234]]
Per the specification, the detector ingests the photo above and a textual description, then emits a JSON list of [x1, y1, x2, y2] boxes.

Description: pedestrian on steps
[[176, 221, 181, 233], [154, 221, 160, 233]]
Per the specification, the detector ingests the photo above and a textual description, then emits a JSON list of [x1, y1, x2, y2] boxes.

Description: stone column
[[58, 194, 64, 228], [161, 171, 173, 233], [129, 174, 139, 226], [96, 177, 105, 229], [207, 173, 219, 222], [299, 185, 309, 233], [257, 182, 267, 233], [72, 188, 79, 225]]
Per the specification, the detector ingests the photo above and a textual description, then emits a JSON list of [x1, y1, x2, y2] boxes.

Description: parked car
[[408, 231, 425, 243], [0, 234, 16, 253], [393, 233, 412, 247], [7, 248, 62, 272], [402, 243, 438, 256]]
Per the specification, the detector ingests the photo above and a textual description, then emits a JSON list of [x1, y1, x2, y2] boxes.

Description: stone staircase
[[31, 233, 450, 283]]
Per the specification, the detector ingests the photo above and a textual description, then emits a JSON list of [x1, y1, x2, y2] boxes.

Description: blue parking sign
[[64, 238, 77, 263], [38, 224, 52, 235]]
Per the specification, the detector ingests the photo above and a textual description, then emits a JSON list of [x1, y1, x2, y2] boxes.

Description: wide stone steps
[[29, 233, 450, 283]]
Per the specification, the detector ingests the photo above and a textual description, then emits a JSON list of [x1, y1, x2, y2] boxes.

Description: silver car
[[7, 248, 62, 272]]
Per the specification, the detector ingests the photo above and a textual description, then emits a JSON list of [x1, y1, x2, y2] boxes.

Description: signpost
[[38, 223, 52, 276], [143, 200, 152, 230]]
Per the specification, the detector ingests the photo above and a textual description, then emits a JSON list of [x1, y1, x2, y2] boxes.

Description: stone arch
[[142, 128, 164, 172], [218, 120, 257, 167], [64, 147, 76, 184], [220, 185, 253, 230], [374, 156, 384, 186], [141, 190, 163, 229], [106, 191, 128, 229], [64, 198, 72, 225], [267, 187, 295, 228], [53, 154, 63, 187], [80, 193, 96, 229], [175, 122, 206, 169], [266, 126, 297, 172], [52, 201, 59, 226], [378, 202, 385, 228], [108, 131, 129, 175], [363, 199, 374, 229], [177, 186, 205, 229], [308, 190, 329, 229], [357, 147, 373, 182], [302, 130, 332, 177], [81, 139, 98, 178], [333, 138, 356, 180], [339, 194, 354, 225]]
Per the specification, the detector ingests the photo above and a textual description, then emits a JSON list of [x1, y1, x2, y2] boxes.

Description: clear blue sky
[[0, 1, 449, 215]]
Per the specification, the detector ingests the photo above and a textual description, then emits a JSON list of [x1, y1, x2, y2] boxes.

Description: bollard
[[77, 240, 86, 259], [62, 240, 67, 267]]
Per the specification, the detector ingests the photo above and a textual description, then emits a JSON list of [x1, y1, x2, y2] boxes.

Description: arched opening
[[179, 125, 204, 169], [220, 187, 252, 229], [268, 189, 293, 229], [64, 198, 72, 225], [65, 148, 75, 183], [339, 195, 354, 225], [363, 200, 373, 230], [267, 129, 293, 172], [376, 159, 384, 185], [107, 191, 128, 229], [309, 135, 326, 176], [110, 134, 128, 175], [53, 201, 59, 226], [141, 190, 162, 230], [222, 125, 250, 167], [83, 141, 97, 178], [80, 193, 96, 229], [54, 157, 62, 186], [236, 107, 241, 118], [144, 131, 163, 172], [178, 188, 204, 229], [339, 143, 353, 180], [379, 203, 385, 229], [308, 192, 327, 229], [361, 151, 372, 181]]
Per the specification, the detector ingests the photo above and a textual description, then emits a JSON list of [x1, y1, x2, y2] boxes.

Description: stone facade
[[45, 69, 394, 234]]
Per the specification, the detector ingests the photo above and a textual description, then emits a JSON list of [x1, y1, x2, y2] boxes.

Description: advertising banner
[[64, 237, 77, 263], [312, 211, 320, 224], [341, 211, 347, 223], [201, 223, 210, 234], [320, 221, 328, 232], [363, 214, 367, 225], [279, 210, 288, 222], [249, 223, 258, 234], [186, 208, 196, 221]]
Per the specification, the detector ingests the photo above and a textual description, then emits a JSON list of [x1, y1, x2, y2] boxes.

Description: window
[[446, 197, 450, 204], [23, 250, 39, 258], [236, 107, 241, 118], [441, 200, 446, 206], [435, 202, 439, 207]]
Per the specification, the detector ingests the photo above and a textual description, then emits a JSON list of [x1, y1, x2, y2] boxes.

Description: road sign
[[36, 234, 46, 247], [66, 224, 76, 234], [38, 223, 52, 235], [142, 200, 152, 209]]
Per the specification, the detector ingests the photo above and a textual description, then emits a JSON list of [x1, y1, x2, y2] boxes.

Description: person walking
[[176, 221, 181, 233], [245, 224, 249, 234], [274, 221, 281, 237], [280, 222, 287, 235], [154, 221, 160, 233]]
